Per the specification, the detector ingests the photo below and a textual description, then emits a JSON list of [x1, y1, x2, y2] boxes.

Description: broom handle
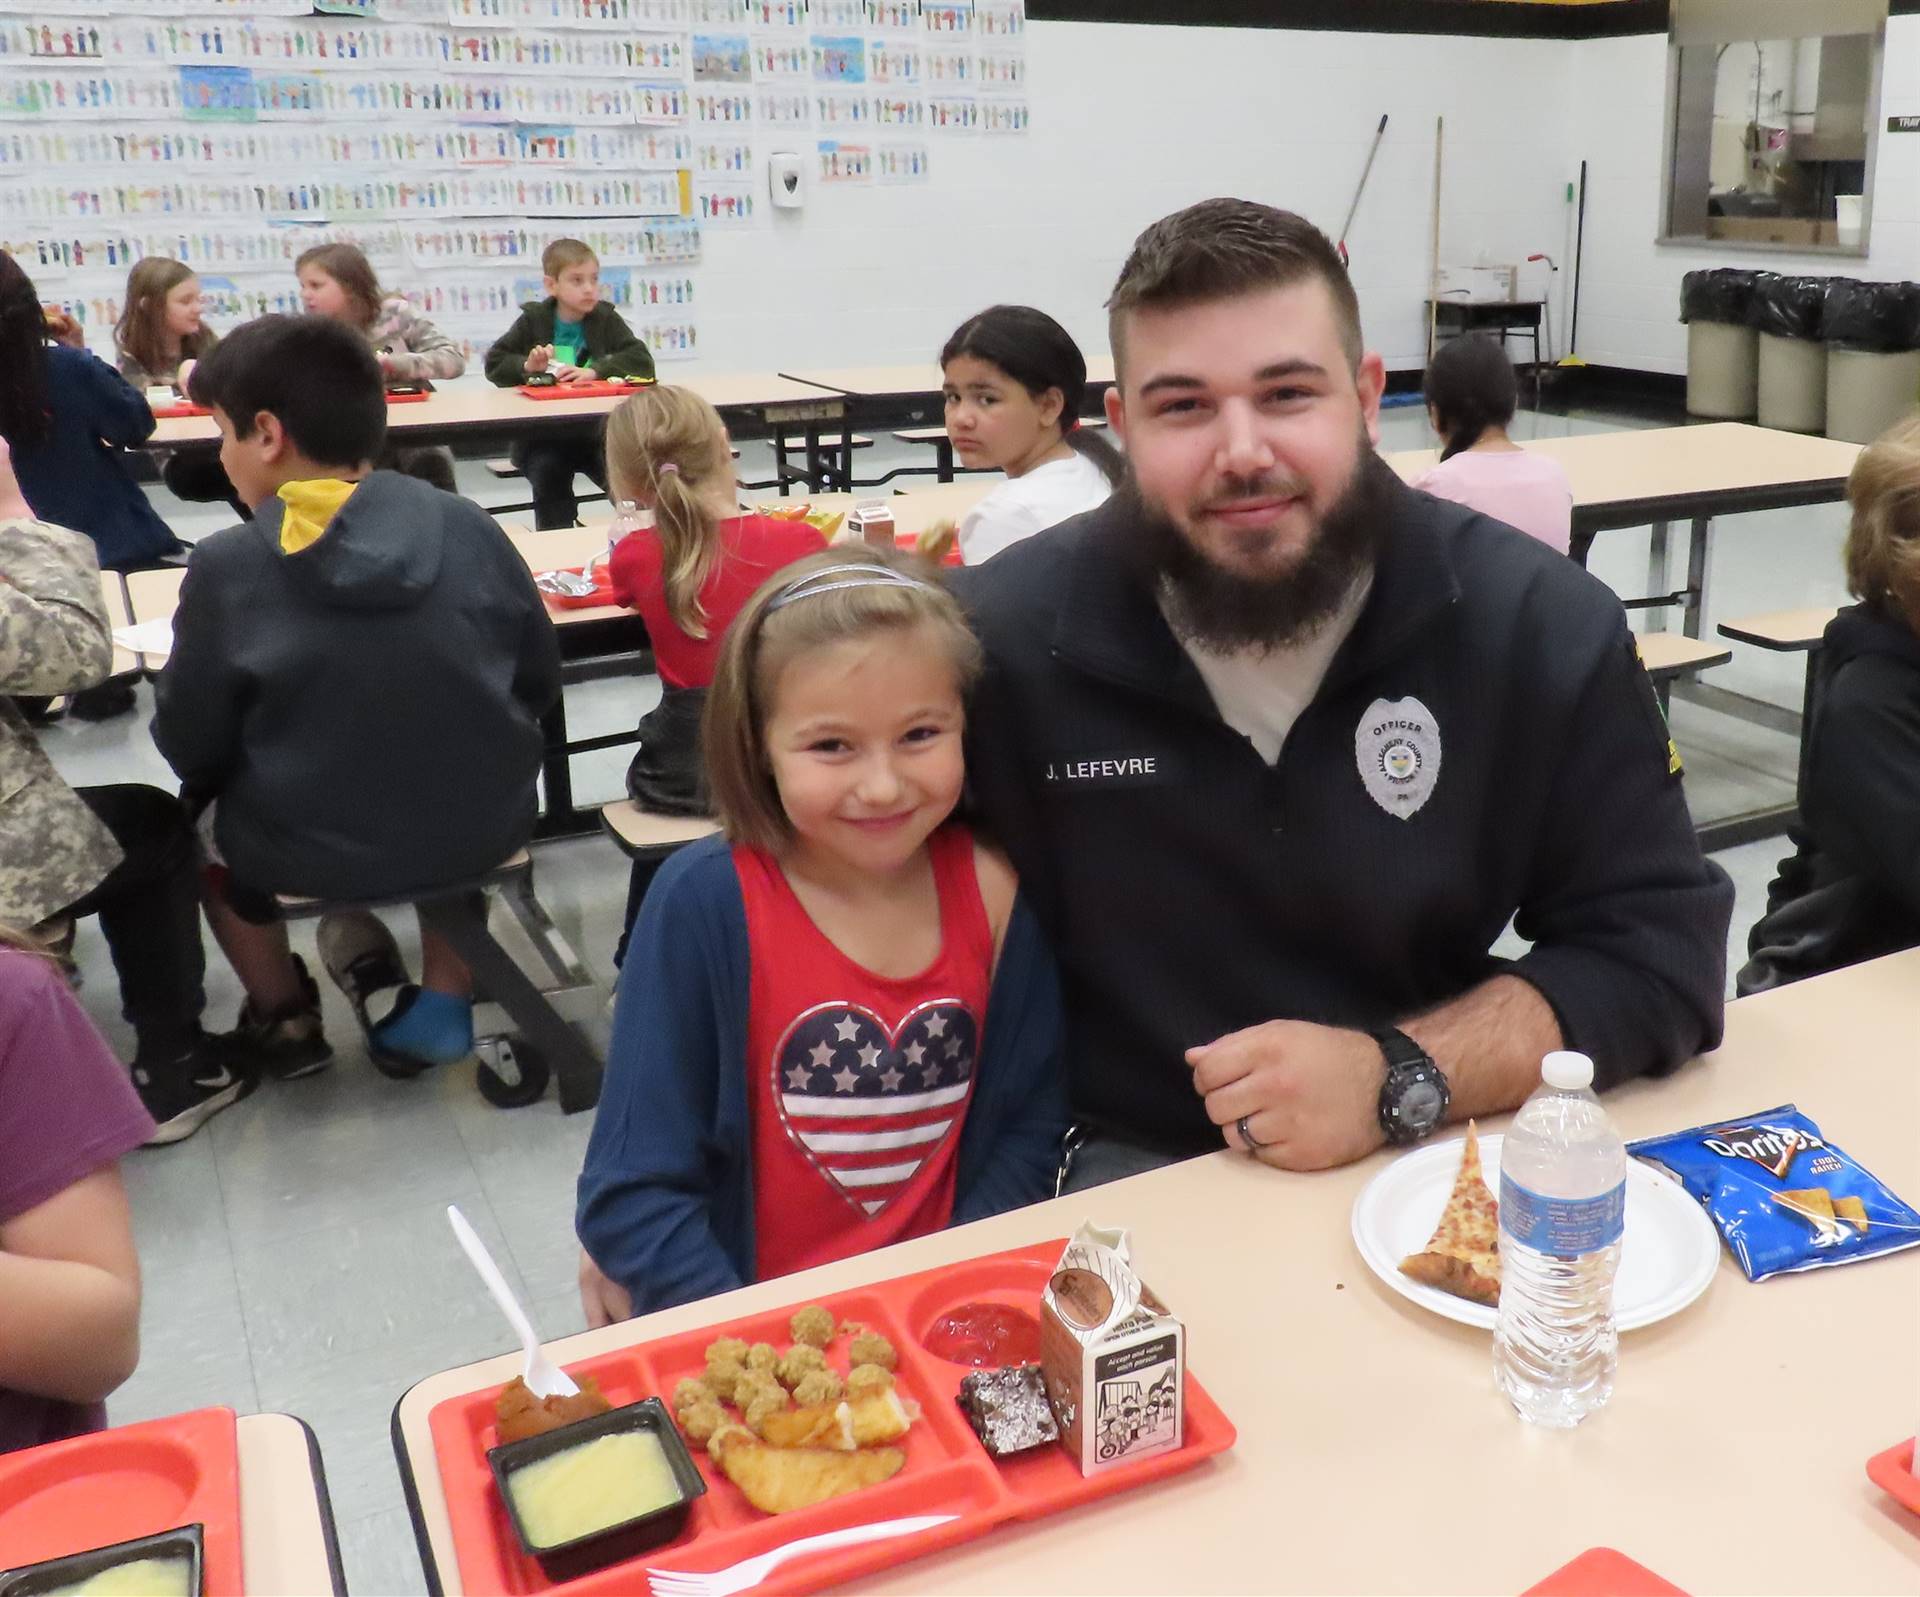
[[1427, 117, 1444, 365]]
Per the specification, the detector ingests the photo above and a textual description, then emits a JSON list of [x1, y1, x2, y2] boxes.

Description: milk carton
[[1039, 1223, 1184, 1476]]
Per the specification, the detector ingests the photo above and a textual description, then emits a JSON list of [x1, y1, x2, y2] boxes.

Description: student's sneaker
[[67, 678, 138, 721], [232, 954, 333, 1081], [133, 1037, 256, 1146], [316, 909, 442, 1077]]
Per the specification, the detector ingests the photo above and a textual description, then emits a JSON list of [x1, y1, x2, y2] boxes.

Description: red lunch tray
[[429, 1239, 1236, 1595], [517, 380, 654, 401], [0, 1405, 242, 1595], [150, 402, 210, 419], [1866, 1437, 1920, 1515], [387, 390, 431, 405], [1522, 1549, 1688, 1596], [536, 565, 616, 611]]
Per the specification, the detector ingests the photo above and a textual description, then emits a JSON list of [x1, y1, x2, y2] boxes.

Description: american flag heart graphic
[[772, 998, 978, 1217]]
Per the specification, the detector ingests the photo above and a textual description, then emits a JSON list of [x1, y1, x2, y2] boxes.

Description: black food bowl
[[486, 1397, 707, 1582], [0, 1523, 203, 1597]]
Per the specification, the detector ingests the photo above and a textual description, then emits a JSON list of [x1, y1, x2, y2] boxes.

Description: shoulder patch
[[1627, 634, 1685, 781]]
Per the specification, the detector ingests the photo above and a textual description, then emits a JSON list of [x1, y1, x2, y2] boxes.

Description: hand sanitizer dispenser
[[769, 151, 804, 210]]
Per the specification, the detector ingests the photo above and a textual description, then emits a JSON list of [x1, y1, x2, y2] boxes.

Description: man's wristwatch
[[1371, 1027, 1451, 1146]]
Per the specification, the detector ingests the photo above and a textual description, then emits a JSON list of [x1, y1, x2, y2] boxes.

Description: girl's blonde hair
[[702, 545, 983, 853], [1844, 411, 1920, 631], [603, 384, 735, 638], [115, 259, 214, 380], [294, 242, 383, 330]]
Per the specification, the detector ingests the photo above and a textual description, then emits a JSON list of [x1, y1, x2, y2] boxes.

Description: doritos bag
[[1629, 1106, 1920, 1281]]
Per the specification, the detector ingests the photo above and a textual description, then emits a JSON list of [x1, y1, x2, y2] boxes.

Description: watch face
[[1397, 1074, 1446, 1133]]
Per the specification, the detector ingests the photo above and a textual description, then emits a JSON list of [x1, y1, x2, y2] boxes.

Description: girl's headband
[[765, 563, 939, 612]]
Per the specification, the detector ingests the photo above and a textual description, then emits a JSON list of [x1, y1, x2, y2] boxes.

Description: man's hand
[[375, 350, 399, 378], [578, 1248, 632, 1329], [1188, 1020, 1385, 1170], [553, 362, 592, 385], [525, 344, 552, 374]]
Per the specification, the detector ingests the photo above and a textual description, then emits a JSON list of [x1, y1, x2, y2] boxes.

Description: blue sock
[[369, 986, 474, 1067]]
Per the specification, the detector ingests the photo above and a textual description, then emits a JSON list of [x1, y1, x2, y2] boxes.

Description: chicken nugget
[[705, 1358, 747, 1405], [705, 1336, 749, 1367], [734, 1371, 784, 1413], [677, 1398, 727, 1444], [744, 1387, 790, 1434], [789, 1305, 835, 1348], [672, 1375, 712, 1413], [845, 1364, 894, 1400], [776, 1343, 828, 1389], [848, 1331, 897, 1372], [745, 1341, 780, 1377], [791, 1368, 844, 1407]]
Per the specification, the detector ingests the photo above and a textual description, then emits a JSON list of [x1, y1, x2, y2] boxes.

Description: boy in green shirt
[[485, 238, 656, 528]]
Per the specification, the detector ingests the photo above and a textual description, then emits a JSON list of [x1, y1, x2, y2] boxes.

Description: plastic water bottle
[[1493, 1051, 1626, 1428]]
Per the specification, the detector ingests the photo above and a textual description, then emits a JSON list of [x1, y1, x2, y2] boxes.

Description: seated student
[[1412, 333, 1572, 555], [294, 242, 466, 382], [0, 253, 179, 577], [155, 316, 560, 1075], [0, 930, 150, 1454], [924, 305, 1125, 566], [114, 259, 243, 518], [484, 238, 656, 530], [576, 547, 1067, 1319], [602, 386, 824, 959], [1739, 413, 1920, 992], [0, 439, 249, 1143]]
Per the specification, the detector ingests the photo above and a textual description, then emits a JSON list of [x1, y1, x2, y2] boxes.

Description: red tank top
[[739, 824, 994, 1284]]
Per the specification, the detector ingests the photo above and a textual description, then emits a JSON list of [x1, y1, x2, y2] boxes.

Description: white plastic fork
[[646, 1514, 958, 1597], [446, 1203, 578, 1400]]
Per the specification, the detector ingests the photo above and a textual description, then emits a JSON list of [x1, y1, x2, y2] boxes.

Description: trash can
[[1751, 274, 1831, 434], [1823, 279, 1920, 445], [1680, 269, 1760, 419]]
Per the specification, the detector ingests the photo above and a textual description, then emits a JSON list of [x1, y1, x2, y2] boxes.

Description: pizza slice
[[1399, 1121, 1502, 1307]]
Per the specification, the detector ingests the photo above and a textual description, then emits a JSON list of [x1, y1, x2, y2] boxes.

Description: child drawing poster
[[923, 1, 972, 34], [691, 33, 749, 81], [807, 0, 865, 28], [693, 137, 752, 176], [0, 20, 106, 58], [753, 38, 807, 78], [875, 140, 928, 183], [867, 37, 919, 83], [445, 0, 515, 27], [747, 0, 804, 27], [976, 1, 1022, 37], [923, 43, 971, 84], [634, 316, 696, 360], [313, 0, 378, 16], [692, 88, 752, 125], [689, 0, 749, 21], [870, 92, 922, 129], [976, 49, 1023, 89], [868, 0, 920, 30], [811, 35, 865, 83], [695, 183, 755, 226], [925, 93, 977, 133], [757, 87, 810, 125], [816, 139, 871, 184], [980, 94, 1026, 134], [178, 64, 257, 121], [813, 89, 869, 129]]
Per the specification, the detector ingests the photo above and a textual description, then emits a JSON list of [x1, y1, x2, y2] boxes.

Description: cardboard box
[[1040, 1225, 1185, 1476], [1707, 216, 1839, 247], [1434, 264, 1517, 303]]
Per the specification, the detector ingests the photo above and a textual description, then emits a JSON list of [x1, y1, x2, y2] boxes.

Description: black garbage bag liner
[[1746, 273, 1829, 340], [1680, 267, 1760, 325], [1822, 278, 1920, 352]]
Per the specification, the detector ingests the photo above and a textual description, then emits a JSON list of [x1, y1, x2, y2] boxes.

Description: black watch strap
[[1371, 1026, 1429, 1071]]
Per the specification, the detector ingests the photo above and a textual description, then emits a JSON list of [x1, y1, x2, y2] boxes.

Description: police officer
[[958, 200, 1734, 1190]]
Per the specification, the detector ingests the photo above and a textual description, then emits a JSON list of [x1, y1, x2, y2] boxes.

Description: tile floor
[[41, 405, 1826, 1593]]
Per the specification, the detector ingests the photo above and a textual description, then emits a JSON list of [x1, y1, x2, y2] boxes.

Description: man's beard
[[1121, 436, 1392, 653]]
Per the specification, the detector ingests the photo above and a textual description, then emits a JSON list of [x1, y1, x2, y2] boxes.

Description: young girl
[[0, 930, 149, 1453], [114, 258, 217, 391], [1413, 333, 1572, 555], [0, 252, 179, 575], [576, 545, 1068, 1317], [929, 304, 1125, 566], [294, 242, 466, 382], [605, 384, 825, 819]]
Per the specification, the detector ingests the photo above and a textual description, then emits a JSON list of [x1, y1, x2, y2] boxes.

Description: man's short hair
[[1106, 198, 1364, 375], [187, 315, 386, 469], [542, 238, 598, 280]]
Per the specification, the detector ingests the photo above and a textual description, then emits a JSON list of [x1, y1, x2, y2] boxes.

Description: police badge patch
[[1355, 696, 1441, 819]]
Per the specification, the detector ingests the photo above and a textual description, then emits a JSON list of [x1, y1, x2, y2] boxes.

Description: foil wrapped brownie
[[956, 1364, 1058, 1458]]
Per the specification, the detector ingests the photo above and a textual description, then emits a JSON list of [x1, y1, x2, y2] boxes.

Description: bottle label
[[1499, 1173, 1625, 1257]]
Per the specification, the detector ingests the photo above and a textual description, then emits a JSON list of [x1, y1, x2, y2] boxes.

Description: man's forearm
[[1401, 974, 1563, 1122]]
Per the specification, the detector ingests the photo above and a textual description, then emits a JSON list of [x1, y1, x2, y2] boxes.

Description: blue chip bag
[[1628, 1105, 1920, 1281]]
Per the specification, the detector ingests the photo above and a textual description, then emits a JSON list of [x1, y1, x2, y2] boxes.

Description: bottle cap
[[1541, 1050, 1595, 1091]]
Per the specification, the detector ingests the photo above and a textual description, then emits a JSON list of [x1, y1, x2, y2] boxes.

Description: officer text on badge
[[1356, 695, 1442, 818]]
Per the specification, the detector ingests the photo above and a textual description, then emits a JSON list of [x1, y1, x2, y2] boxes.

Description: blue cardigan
[[576, 835, 1070, 1313], [13, 346, 177, 571]]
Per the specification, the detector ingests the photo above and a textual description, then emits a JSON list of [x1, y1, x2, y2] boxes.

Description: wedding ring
[[1236, 1114, 1266, 1152]]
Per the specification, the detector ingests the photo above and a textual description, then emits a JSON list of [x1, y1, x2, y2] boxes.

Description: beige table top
[[800, 481, 993, 538], [149, 372, 838, 448], [1718, 605, 1840, 650], [394, 948, 1920, 1596], [237, 1411, 344, 1596], [1385, 422, 1861, 517], [784, 356, 1118, 400], [97, 572, 142, 679]]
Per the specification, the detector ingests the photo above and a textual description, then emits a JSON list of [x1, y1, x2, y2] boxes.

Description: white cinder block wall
[[694, 21, 1579, 373]]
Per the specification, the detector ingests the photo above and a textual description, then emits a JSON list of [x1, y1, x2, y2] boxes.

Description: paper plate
[[1351, 1133, 1720, 1331]]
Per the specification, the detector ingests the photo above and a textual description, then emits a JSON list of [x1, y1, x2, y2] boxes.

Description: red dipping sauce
[[922, 1302, 1043, 1367]]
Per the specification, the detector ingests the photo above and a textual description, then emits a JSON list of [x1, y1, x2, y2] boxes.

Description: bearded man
[[954, 199, 1733, 1192]]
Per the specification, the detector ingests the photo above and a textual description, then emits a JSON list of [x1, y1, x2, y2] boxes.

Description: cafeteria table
[[238, 1411, 347, 1596], [392, 947, 1920, 1595]]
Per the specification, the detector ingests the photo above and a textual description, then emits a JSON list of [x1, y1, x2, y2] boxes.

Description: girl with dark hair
[[931, 304, 1124, 565], [1412, 334, 1571, 554], [0, 252, 179, 575]]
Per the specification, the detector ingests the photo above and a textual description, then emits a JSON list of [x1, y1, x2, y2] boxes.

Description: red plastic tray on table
[[387, 390, 431, 404], [517, 380, 654, 401], [0, 1405, 242, 1594], [1522, 1548, 1687, 1596], [429, 1240, 1236, 1595], [535, 564, 617, 612], [1866, 1437, 1920, 1515], [150, 401, 210, 419]]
